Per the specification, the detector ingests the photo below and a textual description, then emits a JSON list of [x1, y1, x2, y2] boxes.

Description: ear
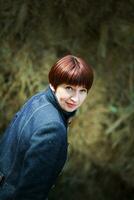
[[49, 84, 55, 92]]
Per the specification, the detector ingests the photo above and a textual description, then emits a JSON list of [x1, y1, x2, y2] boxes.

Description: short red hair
[[49, 55, 94, 91]]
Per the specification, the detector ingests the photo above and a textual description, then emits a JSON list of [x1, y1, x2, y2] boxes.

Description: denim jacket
[[0, 86, 76, 200]]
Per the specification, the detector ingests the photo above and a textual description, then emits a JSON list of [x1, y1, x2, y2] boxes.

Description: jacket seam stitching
[[5, 103, 50, 180], [19, 103, 50, 137]]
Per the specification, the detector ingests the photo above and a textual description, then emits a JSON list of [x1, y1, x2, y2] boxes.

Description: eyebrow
[[65, 84, 87, 90]]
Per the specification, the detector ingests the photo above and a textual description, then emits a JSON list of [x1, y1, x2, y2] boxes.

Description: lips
[[66, 102, 77, 108]]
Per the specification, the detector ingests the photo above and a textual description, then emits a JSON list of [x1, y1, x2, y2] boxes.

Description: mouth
[[66, 102, 77, 108]]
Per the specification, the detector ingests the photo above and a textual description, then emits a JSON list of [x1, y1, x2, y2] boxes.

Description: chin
[[65, 107, 76, 112]]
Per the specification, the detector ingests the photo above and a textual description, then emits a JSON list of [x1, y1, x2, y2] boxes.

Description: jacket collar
[[45, 86, 76, 126]]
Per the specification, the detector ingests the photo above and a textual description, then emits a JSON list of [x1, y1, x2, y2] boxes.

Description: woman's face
[[52, 84, 88, 112]]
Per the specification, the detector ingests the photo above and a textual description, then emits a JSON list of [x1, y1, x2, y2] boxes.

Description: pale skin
[[50, 84, 88, 112]]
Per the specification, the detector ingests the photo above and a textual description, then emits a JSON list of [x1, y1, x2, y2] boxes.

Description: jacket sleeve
[[13, 122, 66, 200]]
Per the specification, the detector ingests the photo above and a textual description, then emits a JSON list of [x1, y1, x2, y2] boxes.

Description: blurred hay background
[[0, 0, 134, 199]]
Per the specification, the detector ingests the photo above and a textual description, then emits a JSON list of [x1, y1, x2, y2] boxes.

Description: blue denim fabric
[[0, 86, 76, 200]]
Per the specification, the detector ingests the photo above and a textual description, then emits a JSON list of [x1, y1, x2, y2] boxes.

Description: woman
[[0, 55, 94, 200]]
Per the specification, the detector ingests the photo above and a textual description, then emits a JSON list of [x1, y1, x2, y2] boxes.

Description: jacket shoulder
[[17, 91, 65, 137]]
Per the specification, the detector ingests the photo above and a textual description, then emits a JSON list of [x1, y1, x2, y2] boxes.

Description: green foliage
[[0, 42, 57, 131], [0, 0, 134, 199]]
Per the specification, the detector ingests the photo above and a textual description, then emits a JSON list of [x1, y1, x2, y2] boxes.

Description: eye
[[80, 88, 87, 93], [65, 86, 73, 91]]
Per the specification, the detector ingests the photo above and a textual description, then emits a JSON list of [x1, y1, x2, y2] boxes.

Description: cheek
[[61, 95, 69, 101], [61, 92, 70, 99], [80, 95, 87, 104], [58, 93, 69, 102]]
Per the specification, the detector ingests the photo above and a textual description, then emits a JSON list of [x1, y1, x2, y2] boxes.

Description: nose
[[70, 92, 79, 102]]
